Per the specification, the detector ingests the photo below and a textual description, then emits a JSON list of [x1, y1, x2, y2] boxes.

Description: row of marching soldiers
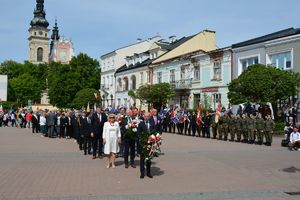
[[162, 110, 275, 146]]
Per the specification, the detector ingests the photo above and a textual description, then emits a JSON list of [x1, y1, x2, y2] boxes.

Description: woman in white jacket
[[103, 114, 121, 168]]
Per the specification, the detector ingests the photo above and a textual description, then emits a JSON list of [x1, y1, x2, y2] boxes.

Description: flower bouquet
[[124, 120, 139, 140], [140, 131, 162, 161]]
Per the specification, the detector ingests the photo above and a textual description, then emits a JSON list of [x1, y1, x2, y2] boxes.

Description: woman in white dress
[[103, 114, 121, 168]]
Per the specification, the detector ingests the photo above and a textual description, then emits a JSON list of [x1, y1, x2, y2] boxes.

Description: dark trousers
[[202, 126, 210, 138], [140, 153, 151, 176], [32, 123, 39, 133], [83, 136, 92, 154], [92, 136, 103, 156], [66, 125, 72, 138], [124, 139, 136, 165], [78, 135, 84, 150], [60, 126, 65, 138], [184, 122, 189, 135], [189, 124, 197, 136]]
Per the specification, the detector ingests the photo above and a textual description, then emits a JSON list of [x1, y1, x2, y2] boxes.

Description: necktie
[[147, 121, 150, 130], [154, 116, 157, 125]]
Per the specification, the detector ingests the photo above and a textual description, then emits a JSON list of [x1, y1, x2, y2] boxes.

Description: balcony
[[171, 79, 192, 90]]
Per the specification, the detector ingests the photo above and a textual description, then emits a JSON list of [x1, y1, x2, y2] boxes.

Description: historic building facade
[[100, 36, 160, 108], [232, 27, 300, 101], [151, 30, 232, 110], [28, 0, 50, 64]]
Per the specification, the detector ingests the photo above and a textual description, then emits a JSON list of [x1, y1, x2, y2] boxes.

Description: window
[[124, 77, 129, 91], [102, 77, 105, 89], [110, 75, 113, 86], [194, 66, 200, 81], [157, 72, 162, 83], [180, 66, 185, 80], [213, 93, 222, 110], [37, 47, 43, 62], [140, 72, 144, 85], [213, 60, 221, 80], [147, 71, 150, 83], [117, 78, 122, 91], [240, 56, 259, 71], [170, 70, 175, 83], [269, 51, 292, 69], [131, 75, 136, 90], [193, 94, 201, 110], [117, 98, 121, 106]]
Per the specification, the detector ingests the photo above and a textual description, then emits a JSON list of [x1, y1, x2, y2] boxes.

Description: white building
[[100, 36, 160, 107]]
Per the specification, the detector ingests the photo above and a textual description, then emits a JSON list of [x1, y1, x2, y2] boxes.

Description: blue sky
[[0, 0, 300, 63]]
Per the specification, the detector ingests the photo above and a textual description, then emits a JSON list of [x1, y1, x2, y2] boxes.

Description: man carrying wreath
[[137, 112, 155, 179]]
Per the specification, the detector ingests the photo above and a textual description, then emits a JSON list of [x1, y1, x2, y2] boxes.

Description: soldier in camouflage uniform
[[222, 113, 229, 141], [241, 114, 248, 143], [228, 114, 236, 141], [247, 114, 256, 144], [211, 112, 218, 139], [218, 114, 224, 140], [235, 115, 242, 142], [264, 115, 275, 146], [255, 113, 265, 145]]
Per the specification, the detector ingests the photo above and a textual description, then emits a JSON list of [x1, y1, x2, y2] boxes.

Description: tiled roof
[[232, 27, 300, 48]]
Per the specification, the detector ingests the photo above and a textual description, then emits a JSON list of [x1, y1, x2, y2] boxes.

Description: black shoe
[[84, 152, 87, 155], [229, 139, 234, 142], [147, 174, 153, 178], [125, 164, 129, 168], [140, 174, 144, 179]]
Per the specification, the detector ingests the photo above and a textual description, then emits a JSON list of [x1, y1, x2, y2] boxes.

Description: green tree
[[47, 53, 100, 108], [70, 88, 99, 109], [9, 73, 43, 105], [228, 64, 300, 105], [136, 83, 175, 109]]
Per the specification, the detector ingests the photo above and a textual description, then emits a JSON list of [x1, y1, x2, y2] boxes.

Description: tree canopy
[[228, 64, 300, 104], [0, 53, 100, 108], [47, 53, 100, 108], [135, 83, 175, 109], [70, 88, 99, 110]]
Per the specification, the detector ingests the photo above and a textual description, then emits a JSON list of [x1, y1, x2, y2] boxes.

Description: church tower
[[28, 0, 50, 64]]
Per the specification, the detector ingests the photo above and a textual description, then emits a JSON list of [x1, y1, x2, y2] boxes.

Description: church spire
[[30, 0, 49, 28], [50, 18, 60, 53]]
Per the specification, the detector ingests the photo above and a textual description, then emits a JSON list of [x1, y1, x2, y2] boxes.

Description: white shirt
[[290, 131, 300, 143], [40, 116, 46, 126]]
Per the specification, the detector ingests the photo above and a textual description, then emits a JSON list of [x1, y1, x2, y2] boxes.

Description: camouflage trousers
[[236, 129, 242, 141], [242, 129, 248, 141], [264, 131, 273, 143], [248, 129, 255, 142], [256, 130, 264, 143], [229, 128, 235, 140], [212, 125, 218, 138]]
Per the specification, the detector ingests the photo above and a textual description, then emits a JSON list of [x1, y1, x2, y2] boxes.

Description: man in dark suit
[[91, 107, 107, 159], [150, 109, 162, 134], [81, 112, 92, 155], [122, 109, 137, 168], [137, 112, 155, 179]]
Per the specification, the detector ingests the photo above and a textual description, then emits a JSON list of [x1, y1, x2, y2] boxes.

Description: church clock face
[[39, 31, 43, 36]]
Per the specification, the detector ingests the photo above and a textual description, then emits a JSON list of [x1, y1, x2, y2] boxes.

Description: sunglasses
[[109, 117, 115, 119]]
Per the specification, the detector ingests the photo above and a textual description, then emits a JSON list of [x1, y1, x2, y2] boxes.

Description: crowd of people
[[0, 102, 299, 173], [0, 106, 163, 179]]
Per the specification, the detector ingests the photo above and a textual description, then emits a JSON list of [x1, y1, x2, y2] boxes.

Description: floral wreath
[[140, 130, 162, 161]]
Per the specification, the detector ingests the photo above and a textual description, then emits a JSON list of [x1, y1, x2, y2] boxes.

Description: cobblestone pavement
[[0, 127, 300, 200]]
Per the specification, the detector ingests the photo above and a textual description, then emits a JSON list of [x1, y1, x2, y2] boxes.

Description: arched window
[[123, 77, 129, 91], [37, 47, 43, 62], [131, 75, 136, 90], [117, 78, 122, 91]]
